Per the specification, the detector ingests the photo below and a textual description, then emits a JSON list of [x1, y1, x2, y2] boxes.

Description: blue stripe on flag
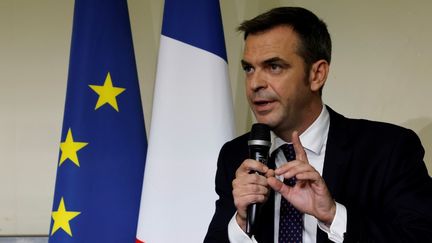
[[161, 0, 228, 61]]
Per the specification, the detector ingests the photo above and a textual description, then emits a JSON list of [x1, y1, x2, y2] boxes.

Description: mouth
[[254, 98, 274, 105], [253, 99, 275, 112]]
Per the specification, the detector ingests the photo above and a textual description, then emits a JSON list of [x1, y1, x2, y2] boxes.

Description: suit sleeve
[[204, 142, 239, 243], [344, 129, 432, 242]]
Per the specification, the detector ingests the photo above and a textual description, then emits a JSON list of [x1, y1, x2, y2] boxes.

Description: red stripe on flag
[[135, 239, 144, 243]]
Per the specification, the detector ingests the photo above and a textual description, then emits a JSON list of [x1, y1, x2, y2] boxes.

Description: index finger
[[237, 159, 269, 176], [291, 131, 308, 163]]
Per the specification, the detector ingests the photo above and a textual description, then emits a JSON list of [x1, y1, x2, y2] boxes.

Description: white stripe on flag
[[136, 36, 235, 242]]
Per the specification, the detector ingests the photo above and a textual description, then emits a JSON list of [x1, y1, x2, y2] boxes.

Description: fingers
[[272, 130, 315, 180], [295, 171, 322, 182], [232, 174, 269, 196], [267, 176, 285, 193], [275, 161, 319, 181], [235, 159, 269, 177], [232, 159, 273, 221], [265, 167, 275, 178], [291, 131, 307, 162], [269, 131, 336, 223]]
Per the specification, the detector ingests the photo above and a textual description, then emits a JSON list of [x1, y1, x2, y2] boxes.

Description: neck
[[275, 102, 323, 142]]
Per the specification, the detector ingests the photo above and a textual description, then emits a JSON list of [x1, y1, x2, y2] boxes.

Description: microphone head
[[248, 123, 271, 146]]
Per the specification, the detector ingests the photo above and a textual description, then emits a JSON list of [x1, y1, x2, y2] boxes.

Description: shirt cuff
[[317, 202, 347, 243], [228, 213, 258, 243]]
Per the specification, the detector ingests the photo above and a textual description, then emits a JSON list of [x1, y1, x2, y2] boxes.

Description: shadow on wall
[[402, 117, 432, 176]]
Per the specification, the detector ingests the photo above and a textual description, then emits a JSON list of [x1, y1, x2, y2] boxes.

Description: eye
[[242, 65, 254, 74], [269, 63, 282, 73]]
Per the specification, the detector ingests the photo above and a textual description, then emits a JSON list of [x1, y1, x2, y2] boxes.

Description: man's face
[[242, 26, 316, 136]]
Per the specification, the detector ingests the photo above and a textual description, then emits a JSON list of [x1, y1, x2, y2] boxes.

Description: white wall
[[0, 0, 431, 235]]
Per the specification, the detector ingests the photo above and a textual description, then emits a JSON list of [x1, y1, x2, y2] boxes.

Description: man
[[204, 7, 432, 243]]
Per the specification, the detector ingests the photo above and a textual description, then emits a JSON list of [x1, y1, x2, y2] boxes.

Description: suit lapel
[[322, 106, 352, 197], [317, 107, 353, 243]]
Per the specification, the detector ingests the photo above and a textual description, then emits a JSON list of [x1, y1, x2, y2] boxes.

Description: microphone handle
[[246, 148, 269, 237], [246, 203, 258, 237]]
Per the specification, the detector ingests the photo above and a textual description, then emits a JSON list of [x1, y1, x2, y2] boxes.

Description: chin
[[253, 108, 282, 127], [254, 116, 277, 128]]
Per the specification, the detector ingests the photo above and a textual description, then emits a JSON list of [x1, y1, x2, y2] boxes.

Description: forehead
[[243, 25, 301, 61]]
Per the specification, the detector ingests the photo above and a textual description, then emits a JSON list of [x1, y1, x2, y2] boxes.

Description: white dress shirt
[[228, 106, 347, 242]]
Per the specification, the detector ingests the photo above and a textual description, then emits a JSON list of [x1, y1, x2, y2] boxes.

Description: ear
[[308, 60, 329, 92]]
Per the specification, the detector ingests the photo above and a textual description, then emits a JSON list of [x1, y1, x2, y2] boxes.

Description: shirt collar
[[270, 106, 330, 155]]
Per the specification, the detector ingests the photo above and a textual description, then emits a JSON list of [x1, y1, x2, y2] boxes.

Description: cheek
[[245, 79, 253, 96], [269, 82, 288, 101], [245, 88, 253, 101], [272, 74, 305, 101]]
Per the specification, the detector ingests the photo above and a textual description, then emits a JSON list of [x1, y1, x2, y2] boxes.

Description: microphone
[[246, 123, 271, 237]]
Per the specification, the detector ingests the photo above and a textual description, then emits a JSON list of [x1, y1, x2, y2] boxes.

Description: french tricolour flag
[[136, 0, 235, 242]]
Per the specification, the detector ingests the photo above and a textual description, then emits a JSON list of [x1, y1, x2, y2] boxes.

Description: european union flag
[[49, 0, 147, 242]]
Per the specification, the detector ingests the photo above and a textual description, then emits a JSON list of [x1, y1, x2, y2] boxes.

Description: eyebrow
[[263, 57, 286, 65], [241, 60, 251, 67], [241, 57, 287, 67]]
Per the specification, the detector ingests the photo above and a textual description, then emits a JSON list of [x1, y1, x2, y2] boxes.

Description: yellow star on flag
[[59, 128, 88, 167], [51, 197, 81, 237], [89, 72, 126, 112]]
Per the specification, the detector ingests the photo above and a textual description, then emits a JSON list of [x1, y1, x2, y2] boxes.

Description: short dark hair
[[238, 7, 332, 70]]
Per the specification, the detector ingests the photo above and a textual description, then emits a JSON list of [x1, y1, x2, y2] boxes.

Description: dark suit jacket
[[204, 107, 432, 242]]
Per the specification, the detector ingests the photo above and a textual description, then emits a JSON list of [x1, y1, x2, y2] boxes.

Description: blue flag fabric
[[161, 0, 227, 61], [49, 0, 147, 242]]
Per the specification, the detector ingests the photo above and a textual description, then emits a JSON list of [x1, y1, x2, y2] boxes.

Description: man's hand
[[267, 131, 336, 225], [232, 159, 275, 231]]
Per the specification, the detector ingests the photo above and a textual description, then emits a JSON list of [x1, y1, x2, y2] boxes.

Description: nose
[[248, 70, 267, 92]]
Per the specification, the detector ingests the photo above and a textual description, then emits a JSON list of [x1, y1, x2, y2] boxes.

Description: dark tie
[[278, 144, 303, 243]]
